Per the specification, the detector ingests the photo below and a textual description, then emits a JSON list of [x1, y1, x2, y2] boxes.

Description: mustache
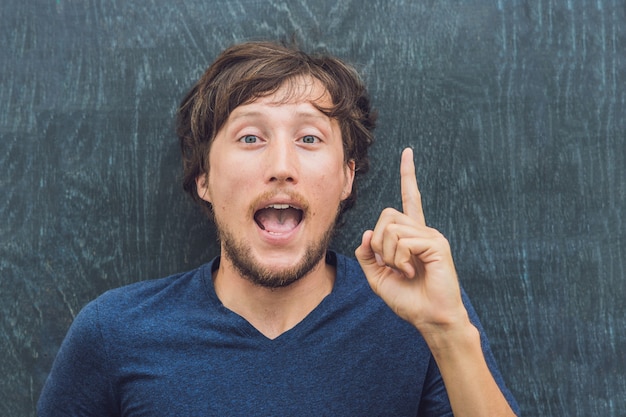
[[247, 190, 310, 215]]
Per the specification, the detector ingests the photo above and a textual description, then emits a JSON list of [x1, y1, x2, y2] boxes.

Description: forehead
[[236, 76, 332, 114]]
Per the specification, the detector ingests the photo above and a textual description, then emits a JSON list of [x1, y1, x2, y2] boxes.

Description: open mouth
[[254, 204, 304, 234]]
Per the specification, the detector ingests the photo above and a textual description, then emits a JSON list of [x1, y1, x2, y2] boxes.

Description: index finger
[[400, 147, 426, 225]]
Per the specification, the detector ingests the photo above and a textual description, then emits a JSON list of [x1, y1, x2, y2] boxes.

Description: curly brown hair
[[176, 41, 376, 221]]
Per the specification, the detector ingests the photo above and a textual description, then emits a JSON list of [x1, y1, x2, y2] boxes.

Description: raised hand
[[355, 147, 468, 334], [356, 147, 517, 416]]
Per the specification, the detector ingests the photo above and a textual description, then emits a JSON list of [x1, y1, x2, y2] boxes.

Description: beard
[[215, 213, 338, 289]]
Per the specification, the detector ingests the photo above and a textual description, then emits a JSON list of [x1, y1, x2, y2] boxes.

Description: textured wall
[[1, 1, 624, 416]]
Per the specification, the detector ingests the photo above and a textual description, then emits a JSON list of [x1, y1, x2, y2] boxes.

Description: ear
[[196, 173, 212, 203], [341, 159, 356, 201]]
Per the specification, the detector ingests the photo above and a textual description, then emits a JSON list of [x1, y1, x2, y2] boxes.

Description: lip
[[252, 195, 307, 244], [257, 219, 303, 246]]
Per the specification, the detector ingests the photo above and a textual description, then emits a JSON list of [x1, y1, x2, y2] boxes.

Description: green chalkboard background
[[1, 1, 624, 415]]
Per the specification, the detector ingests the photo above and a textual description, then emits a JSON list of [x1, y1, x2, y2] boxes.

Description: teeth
[[267, 204, 291, 209]]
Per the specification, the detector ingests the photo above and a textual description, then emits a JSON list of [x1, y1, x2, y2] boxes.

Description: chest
[[112, 315, 428, 416]]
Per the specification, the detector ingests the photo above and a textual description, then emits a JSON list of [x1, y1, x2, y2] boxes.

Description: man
[[39, 41, 520, 416]]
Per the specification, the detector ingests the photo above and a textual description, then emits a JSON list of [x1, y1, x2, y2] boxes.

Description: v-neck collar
[[201, 251, 348, 347]]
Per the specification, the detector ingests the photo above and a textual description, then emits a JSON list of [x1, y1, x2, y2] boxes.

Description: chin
[[222, 238, 329, 289], [243, 252, 325, 289]]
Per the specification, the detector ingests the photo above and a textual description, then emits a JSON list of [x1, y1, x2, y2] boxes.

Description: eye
[[240, 135, 258, 144], [301, 135, 319, 144]]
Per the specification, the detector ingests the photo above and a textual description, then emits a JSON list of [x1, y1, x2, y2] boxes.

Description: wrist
[[418, 315, 480, 358]]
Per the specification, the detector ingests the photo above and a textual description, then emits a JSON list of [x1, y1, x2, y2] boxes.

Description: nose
[[265, 138, 298, 184]]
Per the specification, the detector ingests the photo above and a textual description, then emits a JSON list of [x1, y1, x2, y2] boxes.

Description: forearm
[[421, 318, 516, 417]]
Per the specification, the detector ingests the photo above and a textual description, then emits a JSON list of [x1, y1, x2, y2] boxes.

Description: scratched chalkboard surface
[[1, 1, 624, 416]]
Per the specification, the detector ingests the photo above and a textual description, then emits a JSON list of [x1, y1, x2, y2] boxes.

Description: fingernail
[[374, 252, 385, 267]]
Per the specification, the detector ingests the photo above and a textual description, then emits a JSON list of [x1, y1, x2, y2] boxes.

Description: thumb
[[355, 230, 383, 275]]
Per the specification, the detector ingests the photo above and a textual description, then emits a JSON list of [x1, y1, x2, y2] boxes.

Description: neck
[[213, 255, 335, 340]]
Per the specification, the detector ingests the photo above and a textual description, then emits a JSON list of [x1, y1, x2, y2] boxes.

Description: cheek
[[207, 166, 250, 210], [310, 170, 347, 208]]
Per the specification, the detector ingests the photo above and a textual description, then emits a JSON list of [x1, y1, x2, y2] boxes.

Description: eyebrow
[[229, 108, 331, 122]]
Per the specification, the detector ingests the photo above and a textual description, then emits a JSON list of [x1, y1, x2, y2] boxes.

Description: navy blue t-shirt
[[38, 251, 519, 416]]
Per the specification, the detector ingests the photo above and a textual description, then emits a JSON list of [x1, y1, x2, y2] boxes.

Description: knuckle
[[432, 230, 451, 249], [380, 207, 399, 217]]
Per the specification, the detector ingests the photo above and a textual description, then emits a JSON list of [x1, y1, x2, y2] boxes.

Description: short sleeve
[[38, 299, 118, 417], [417, 287, 520, 416], [461, 288, 521, 416], [417, 355, 454, 416]]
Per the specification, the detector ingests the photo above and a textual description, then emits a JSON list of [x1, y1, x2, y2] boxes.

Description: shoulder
[[329, 250, 368, 288], [93, 261, 213, 318], [328, 251, 420, 335], [64, 261, 217, 348], [328, 251, 379, 307]]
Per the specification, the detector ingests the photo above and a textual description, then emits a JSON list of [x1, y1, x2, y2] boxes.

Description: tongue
[[255, 208, 302, 233]]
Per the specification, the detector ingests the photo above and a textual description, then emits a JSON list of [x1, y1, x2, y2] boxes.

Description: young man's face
[[196, 77, 355, 288]]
